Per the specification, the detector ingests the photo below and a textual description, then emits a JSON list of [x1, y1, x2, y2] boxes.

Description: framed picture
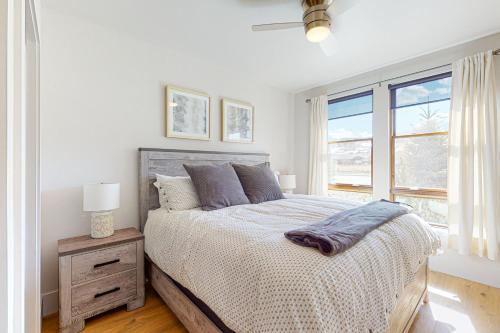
[[165, 85, 210, 140], [221, 98, 254, 143]]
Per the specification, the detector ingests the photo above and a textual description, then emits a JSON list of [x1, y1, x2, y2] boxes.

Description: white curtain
[[308, 95, 329, 196], [448, 50, 500, 260]]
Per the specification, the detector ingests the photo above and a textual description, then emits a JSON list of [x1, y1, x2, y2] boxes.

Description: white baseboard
[[41, 289, 58, 317], [430, 251, 500, 288], [429, 227, 500, 288]]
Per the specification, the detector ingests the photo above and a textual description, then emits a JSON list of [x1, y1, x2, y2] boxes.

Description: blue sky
[[328, 114, 372, 141], [395, 77, 451, 107], [395, 100, 449, 135]]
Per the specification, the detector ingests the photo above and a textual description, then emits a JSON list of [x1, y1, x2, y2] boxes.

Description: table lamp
[[278, 175, 296, 194], [83, 183, 120, 238]]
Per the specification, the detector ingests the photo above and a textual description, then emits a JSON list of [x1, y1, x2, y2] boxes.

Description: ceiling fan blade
[[319, 34, 338, 56], [251, 22, 303, 32], [328, 0, 362, 17]]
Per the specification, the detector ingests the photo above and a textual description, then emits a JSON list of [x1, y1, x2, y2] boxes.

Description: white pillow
[[154, 174, 201, 211]]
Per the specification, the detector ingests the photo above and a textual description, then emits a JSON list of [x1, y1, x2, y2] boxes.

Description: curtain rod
[[305, 48, 500, 103]]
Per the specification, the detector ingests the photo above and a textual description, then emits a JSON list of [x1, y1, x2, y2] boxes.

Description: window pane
[[328, 113, 372, 141], [395, 99, 450, 136], [328, 93, 372, 119], [328, 141, 372, 186], [394, 76, 451, 108], [395, 135, 448, 189], [329, 190, 372, 203], [395, 195, 447, 225]]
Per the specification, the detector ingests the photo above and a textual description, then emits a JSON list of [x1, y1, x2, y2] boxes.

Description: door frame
[[0, 0, 41, 332]]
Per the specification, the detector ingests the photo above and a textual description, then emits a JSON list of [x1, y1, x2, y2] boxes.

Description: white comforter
[[144, 195, 440, 333]]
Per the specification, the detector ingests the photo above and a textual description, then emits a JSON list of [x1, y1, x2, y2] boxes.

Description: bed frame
[[138, 148, 428, 333]]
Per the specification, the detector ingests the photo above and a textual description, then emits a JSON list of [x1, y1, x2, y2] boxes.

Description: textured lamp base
[[90, 211, 114, 238]]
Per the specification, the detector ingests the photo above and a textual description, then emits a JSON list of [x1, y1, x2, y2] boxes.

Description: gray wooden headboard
[[138, 148, 270, 232]]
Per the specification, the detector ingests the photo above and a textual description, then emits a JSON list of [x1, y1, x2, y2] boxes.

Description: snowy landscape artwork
[[222, 99, 254, 143], [166, 86, 210, 140]]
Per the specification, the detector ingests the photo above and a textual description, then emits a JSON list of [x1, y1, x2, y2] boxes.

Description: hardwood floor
[[410, 272, 500, 333], [42, 271, 500, 333], [42, 287, 188, 333]]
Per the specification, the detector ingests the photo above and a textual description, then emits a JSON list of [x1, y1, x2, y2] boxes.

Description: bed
[[138, 148, 440, 333]]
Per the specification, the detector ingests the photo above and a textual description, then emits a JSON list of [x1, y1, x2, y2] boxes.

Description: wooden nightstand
[[58, 228, 145, 333]]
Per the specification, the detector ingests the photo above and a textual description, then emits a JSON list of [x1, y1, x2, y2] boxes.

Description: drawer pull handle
[[94, 259, 120, 268], [94, 287, 120, 298]]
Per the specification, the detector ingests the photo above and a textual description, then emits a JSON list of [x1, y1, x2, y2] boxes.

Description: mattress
[[144, 195, 440, 333]]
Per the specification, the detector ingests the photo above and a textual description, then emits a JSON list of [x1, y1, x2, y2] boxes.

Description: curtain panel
[[448, 50, 499, 260], [308, 95, 328, 196]]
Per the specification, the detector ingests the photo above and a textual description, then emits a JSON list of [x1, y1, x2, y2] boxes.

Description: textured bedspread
[[144, 195, 440, 333]]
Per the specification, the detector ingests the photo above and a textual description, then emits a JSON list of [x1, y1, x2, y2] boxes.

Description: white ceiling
[[43, 0, 500, 92]]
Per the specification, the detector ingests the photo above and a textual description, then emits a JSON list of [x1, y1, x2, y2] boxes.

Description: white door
[[0, 0, 41, 332]]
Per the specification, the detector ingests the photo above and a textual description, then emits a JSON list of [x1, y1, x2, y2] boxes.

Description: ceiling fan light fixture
[[306, 25, 330, 43], [303, 1, 331, 43]]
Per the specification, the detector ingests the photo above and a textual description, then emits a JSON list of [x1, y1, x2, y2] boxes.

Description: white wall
[[293, 32, 500, 288], [40, 8, 294, 315]]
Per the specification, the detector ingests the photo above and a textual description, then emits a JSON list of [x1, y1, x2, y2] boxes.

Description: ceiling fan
[[251, 0, 360, 55]]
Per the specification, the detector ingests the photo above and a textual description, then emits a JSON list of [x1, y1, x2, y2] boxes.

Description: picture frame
[[221, 98, 254, 143], [165, 85, 211, 140]]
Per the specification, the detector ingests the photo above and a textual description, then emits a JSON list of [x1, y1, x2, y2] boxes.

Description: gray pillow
[[232, 163, 284, 204], [183, 163, 250, 211]]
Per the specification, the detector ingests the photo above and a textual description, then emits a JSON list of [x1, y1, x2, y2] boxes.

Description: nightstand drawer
[[71, 269, 137, 316], [71, 243, 137, 285]]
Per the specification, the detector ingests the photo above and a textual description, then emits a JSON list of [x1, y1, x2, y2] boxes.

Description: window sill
[[329, 184, 372, 193], [392, 188, 447, 199]]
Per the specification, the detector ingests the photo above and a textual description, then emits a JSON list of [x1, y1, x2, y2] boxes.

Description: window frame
[[327, 90, 374, 194], [389, 72, 451, 226]]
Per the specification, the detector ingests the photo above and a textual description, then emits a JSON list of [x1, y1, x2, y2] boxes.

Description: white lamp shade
[[83, 183, 120, 212], [278, 175, 296, 190]]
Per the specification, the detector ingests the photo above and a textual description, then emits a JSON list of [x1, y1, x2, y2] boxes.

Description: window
[[390, 73, 451, 225], [327, 91, 373, 197]]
